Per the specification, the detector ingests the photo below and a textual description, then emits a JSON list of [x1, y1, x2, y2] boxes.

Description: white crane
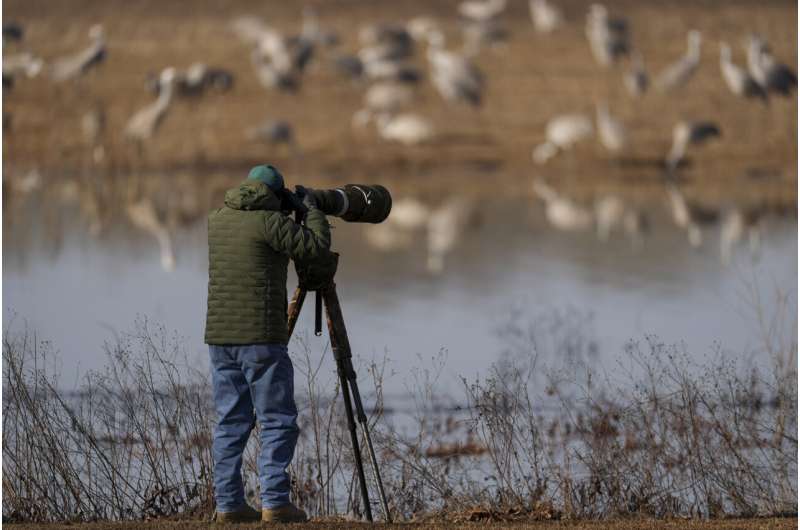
[[124, 68, 177, 145], [529, 0, 562, 33], [375, 113, 434, 145], [426, 31, 484, 107], [352, 82, 415, 128], [595, 103, 628, 154], [250, 49, 298, 92], [126, 198, 176, 272], [532, 113, 594, 165], [623, 51, 648, 96], [50, 24, 106, 82], [655, 30, 702, 92], [427, 196, 474, 273], [585, 3, 629, 67], [719, 42, 766, 101], [532, 179, 593, 232], [746, 35, 797, 96], [666, 120, 721, 171], [459, 0, 507, 23]]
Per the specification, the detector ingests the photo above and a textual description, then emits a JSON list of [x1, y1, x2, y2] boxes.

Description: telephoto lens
[[311, 185, 392, 224]]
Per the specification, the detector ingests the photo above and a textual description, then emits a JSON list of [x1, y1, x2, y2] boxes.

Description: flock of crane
[[2, 0, 796, 273]]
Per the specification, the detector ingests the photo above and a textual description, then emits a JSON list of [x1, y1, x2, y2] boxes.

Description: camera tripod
[[287, 281, 391, 523]]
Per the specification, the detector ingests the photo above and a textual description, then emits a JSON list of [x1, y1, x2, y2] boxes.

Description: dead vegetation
[[3, 290, 796, 523]]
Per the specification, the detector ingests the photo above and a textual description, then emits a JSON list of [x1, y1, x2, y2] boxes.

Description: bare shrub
[[3, 298, 796, 522]]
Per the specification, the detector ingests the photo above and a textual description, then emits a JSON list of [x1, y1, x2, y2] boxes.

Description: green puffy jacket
[[204, 180, 331, 345]]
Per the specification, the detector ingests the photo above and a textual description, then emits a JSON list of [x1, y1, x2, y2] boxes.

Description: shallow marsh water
[[3, 194, 796, 395]]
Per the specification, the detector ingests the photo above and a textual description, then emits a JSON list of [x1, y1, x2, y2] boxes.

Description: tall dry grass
[[2, 299, 796, 522]]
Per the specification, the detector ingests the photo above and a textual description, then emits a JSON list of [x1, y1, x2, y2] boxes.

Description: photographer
[[204, 164, 330, 523]]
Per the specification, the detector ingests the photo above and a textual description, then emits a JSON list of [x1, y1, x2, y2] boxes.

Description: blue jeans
[[208, 343, 299, 511]]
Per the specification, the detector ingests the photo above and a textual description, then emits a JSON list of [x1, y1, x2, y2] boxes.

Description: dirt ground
[[6, 518, 798, 530], [2, 0, 797, 208]]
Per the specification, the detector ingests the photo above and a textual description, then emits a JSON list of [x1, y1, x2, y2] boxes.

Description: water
[[3, 193, 797, 394]]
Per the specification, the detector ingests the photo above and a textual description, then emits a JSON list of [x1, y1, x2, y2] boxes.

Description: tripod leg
[[322, 283, 391, 522], [337, 366, 373, 522], [348, 377, 392, 522], [286, 286, 307, 340]]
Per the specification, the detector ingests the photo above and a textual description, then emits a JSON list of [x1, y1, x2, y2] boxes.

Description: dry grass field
[[7, 517, 798, 529], [2, 0, 797, 207]]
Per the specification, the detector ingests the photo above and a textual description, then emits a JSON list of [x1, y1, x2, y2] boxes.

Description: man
[[205, 164, 330, 523]]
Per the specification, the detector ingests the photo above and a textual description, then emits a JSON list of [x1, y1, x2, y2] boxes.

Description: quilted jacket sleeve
[[263, 208, 331, 261]]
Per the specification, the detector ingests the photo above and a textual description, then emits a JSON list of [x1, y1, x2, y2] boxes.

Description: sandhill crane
[[595, 103, 628, 154], [746, 35, 797, 96], [353, 82, 414, 128], [232, 16, 310, 91], [623, 51, 648, 96], [250, 49, 299, 92], [332, 54, 365, 80], [666, 120, 721, 171], [145, 63, 233, 97], [655, 30, 702, 92], [124, 67, 177, 146], [427, 196, 474, 273], [585, 4, 629, 67], [532, 114, 594, 165], [360, 23, 413, 49], [364, 59, 422, 84], [720, 206, 763, 265], [532, 179, 593, 232], [719, 42, 766, 101], [375, 113, 434, 145], [358, 24, 413, 64], [365, 197, 430, 251], [126, 198, 176, 272], [50, 24, 106, 82], [181, 63, 234, 96], [246, 119, 298, 157], [530, 0, 562, 33], [426, 31, 485, 106], [459, 0, 507, 23]]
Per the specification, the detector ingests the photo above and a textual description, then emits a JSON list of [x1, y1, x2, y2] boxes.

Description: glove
[[296, 185, 317, 210]]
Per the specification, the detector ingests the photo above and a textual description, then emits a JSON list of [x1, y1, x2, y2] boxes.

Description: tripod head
[[294, 251, 339, 337], [294, 251, 339, 291]]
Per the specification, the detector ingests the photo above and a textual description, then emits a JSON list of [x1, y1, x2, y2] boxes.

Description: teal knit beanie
[[247, 164, 285, 192]]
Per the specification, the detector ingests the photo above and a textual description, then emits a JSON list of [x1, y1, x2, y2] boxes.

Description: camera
[[280, 184, 392, 224]]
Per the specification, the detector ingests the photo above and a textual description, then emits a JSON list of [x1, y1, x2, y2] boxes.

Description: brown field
[[2, 0, 797, 208], [6, 517, 798, 530]]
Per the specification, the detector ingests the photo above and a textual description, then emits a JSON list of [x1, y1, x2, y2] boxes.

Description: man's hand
[[296, 185, 317, 210]]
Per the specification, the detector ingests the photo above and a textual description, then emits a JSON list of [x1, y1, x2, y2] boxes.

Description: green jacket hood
[[224, 181, 282, 211]]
